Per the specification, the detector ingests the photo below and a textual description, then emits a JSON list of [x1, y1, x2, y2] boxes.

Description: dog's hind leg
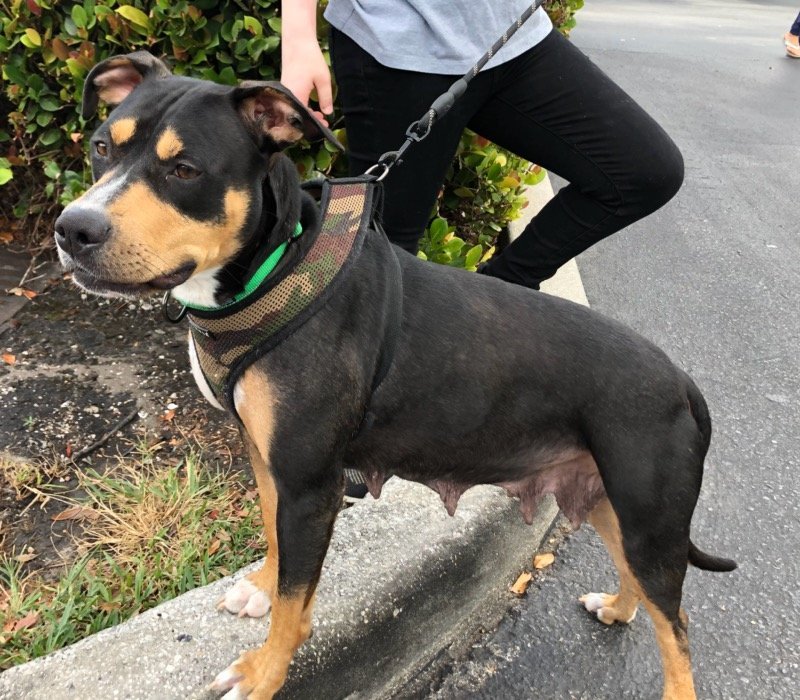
[[580, 497, 640, 625], [587, 414, 705, 700]]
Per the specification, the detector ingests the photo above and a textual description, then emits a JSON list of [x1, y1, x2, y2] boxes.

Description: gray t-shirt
[[325, 1, 553, 74]]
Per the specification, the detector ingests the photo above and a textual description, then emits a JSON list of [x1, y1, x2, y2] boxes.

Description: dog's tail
[[688, 540, 737, 572], [682, 376, 736, 572]]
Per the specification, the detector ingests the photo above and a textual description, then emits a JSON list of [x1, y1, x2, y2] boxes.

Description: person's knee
[[651, 139, 684, 208], [628, 138, 684, 218]]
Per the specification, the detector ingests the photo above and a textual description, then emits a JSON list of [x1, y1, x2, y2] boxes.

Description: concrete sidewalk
[[0, 176, 589, 700]]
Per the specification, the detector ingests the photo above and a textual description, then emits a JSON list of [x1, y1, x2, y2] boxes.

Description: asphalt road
[[426, 2, 800, 698]]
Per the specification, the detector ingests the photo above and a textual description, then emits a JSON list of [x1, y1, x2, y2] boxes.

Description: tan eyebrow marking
[[109, 117, 136, 145], [155, 126, 184, 160]]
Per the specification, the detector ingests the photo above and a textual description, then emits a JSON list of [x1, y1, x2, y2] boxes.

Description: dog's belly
[[353, 442, 605, 528]]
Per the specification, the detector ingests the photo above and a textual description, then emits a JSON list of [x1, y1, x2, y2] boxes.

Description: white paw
[[579, 592, 637, 625], [209, 662, 244, 693], [580, 592, 607, 614], [217, 578, 271, 618], [221, 687, 247, 700]]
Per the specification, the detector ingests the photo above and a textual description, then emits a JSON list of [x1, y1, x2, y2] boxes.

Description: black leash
[[364, 0, 545, 181]]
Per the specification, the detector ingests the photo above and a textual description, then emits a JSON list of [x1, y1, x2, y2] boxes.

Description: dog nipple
[[364, 469, 385, 499], [430, 480, 468, 517]]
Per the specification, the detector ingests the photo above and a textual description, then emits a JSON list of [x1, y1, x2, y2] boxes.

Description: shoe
[[344, 467, 368, 502], [784, 32, 800, 58]]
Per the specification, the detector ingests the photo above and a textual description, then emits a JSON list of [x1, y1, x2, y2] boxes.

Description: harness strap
[[187, 178, 376, 414], [354, 237, 404, 437]]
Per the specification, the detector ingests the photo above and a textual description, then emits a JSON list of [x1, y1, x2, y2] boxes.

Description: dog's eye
[[95, 141, 108, 157], [174, 163, 200, 180], [289, 115, 303, 130]]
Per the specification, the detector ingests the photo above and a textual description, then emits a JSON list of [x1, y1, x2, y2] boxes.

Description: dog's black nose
[[54, 208, 112, 256]]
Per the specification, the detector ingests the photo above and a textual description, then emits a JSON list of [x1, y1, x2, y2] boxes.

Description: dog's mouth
[[69, 261, 197, 298]]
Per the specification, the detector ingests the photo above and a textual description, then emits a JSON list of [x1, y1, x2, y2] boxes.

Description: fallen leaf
[[208, 539, 221, 555], [8, 287, 38, 300], [1, 354, 15, 366], [13, 551, 37, 563], [98, 601, 120, 613], [52, 505, 98, 522], [13, 611, 39, 632], [510, 571, 533, 597], [534, 552, 555, 570], [65, 443, 72, 458], [0, 231, 14, 244], [162, 409, 175, 422]]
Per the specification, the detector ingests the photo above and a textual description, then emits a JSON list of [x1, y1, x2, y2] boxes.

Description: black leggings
[[330, 27, 684, 289]]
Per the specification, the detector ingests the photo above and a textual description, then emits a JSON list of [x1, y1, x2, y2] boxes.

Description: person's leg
[[469, 30, 684, 289], [329, 28, 491, 254], [791, 11, 800, 36]]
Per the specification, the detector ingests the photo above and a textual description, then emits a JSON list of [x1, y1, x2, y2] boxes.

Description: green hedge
[[0, 0, 582, 259]]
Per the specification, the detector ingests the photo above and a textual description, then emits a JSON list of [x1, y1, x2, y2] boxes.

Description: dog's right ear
[[82, 51, 171, 120]]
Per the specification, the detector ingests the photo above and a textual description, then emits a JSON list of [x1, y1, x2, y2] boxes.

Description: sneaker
[[343, 467, 368, 502], [784, 32, 800, 58]]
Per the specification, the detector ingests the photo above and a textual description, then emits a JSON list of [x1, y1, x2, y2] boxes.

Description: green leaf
[[24, 28, 43, 47], [429, 217, 448, 244], [72, 5, 88, 29], [43, 160, 61, 179], [0, 168, 13, 186], [464, 245, 483, 269], [243, 16, 262, 36], [40, 96, 61, 112], [3, 63, 26, 85], [218, 66, 236, 84], [65, 58, 88, 78], [315, 148, 331, 171], [267, 17, 282, 33], [444, 236, 465, 254], [453, 187, 474, 198], [117, 6, 151, 31], [39, 129, 62, 146]]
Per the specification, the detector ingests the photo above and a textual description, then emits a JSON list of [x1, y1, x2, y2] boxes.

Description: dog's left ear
[[233, 81, 344, 152]]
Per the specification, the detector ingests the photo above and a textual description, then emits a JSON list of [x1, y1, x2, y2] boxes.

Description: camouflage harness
[[185, 177, 388, 414]]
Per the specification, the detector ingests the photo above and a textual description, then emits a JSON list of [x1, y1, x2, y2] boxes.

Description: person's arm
[[280, 0, 334, 122]]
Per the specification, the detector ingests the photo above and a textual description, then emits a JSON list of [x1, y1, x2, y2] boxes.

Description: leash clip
[[162, 291, 187, 324]]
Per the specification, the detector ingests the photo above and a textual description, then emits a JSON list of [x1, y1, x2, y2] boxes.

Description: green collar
[[177, 221, 303, 311]]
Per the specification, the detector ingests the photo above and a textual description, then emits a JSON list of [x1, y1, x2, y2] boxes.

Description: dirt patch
[[0, 273, 247, 576]]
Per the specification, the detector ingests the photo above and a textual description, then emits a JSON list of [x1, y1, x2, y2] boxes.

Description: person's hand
[[281, 38, 333, 126]]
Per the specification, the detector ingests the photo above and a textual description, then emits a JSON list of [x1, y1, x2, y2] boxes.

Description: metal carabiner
[[162, 290, 188, 323], [363, 160, 392, 182]]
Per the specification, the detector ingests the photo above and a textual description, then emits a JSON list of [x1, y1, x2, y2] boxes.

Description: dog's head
[[55, 51, 342, 302]]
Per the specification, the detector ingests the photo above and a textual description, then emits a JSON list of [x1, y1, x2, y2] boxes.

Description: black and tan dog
[[55, 52, 735, 700]]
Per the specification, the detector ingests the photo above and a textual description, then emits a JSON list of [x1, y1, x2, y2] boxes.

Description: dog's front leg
[[212, 468, 341, 699], [212, 369, 343, 699], [217, 434, 277, 619]]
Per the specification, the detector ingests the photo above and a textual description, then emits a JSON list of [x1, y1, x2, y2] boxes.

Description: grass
[[0, 451, 66, 500], [0, 446, 262, 669]]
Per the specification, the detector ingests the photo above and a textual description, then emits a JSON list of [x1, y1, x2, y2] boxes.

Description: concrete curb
[[0, 175, 589, 700]]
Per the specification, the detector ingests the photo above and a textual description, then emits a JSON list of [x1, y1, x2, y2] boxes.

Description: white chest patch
[[173, 266, 222, 308]]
